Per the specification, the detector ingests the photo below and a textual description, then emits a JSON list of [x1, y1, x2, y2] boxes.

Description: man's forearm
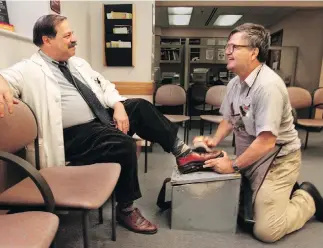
[[113, 101, 124, 109], [212, 119, 233, 146], [234, 132, 276, 169]]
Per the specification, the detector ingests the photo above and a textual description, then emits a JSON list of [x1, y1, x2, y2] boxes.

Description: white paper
[[206, 49, 214, 60], [113, 27, 128, 34], [217, 48, 225, 61]]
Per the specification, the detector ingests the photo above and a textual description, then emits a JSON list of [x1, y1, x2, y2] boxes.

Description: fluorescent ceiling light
[[168, 7, 193, 15], [169, 15, 191, 26], [213, 15, 242, 26]]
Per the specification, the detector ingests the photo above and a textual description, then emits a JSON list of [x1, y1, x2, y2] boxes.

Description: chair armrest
[[0, 151, 55, 213]]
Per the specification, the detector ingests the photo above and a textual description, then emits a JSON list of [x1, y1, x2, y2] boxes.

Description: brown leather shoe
[[116, 208, 158, 234]]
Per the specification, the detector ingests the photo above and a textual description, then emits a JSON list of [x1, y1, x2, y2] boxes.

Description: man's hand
[[193, 136, 218, 148], [203, 151, 235, 174], [113, 102, 129, 134], [0, 76, 19, 117]]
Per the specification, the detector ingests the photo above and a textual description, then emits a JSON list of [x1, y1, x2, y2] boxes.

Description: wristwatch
[[232, 162, 240, 173]]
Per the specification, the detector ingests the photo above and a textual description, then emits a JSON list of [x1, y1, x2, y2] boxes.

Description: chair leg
[[304, 131, 309, 149], [144, 140, 148, 173], [183, 123, 187, 143], [111, 191, 116, 241], [200, 119, 204, 135], [98, 206, 103, 224], [232, 133, 236, 155], [82, 210, 90, 248], [186, 122, 189, 144]]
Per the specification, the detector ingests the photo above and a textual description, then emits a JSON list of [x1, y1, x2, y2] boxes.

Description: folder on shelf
[[113, 26, 129, 34], [107, 11, 132, 19], [106, 41, 131, 48]]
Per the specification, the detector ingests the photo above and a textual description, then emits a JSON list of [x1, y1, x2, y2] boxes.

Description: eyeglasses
[[225, 43, 252, 54]]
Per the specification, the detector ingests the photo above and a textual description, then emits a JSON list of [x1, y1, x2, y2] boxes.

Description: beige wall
[[61, 1, 91, 62], [0, 30, 36, 69], [0, 1, 90, 68], [89, 1, 154, 83], [6, 0, 49, 39], [270, 9, 323, 92]]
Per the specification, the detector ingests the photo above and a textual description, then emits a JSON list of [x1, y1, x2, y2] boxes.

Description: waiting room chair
[[0, 210, 58, 248], [0, 99, 121, 248], [287, 86, 323, 149], [154, 84, 190, 144], [199, 85, 227, 135], [0, 101, 59, 248], [187, 83, 209, 130]]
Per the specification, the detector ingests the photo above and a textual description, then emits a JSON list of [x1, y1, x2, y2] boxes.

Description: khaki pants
[[253, 149, 316, 243]]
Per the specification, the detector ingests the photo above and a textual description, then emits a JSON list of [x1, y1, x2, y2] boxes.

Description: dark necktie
[[57, 62, 112, 125]]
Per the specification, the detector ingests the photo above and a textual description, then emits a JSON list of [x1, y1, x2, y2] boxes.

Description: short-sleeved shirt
[[220, 64, 301, 156]]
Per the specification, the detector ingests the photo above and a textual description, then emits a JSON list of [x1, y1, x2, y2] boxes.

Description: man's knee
[[253, 220, 284, 243], [122, 137, 137, 154], [129, 98, 150, 106]]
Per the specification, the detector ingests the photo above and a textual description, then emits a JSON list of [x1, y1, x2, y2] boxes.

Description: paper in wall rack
[[103, 4, 134, 67], [107, 11, 132, 19], [106, 41, 131, 48], [113, 25, 131, 34]]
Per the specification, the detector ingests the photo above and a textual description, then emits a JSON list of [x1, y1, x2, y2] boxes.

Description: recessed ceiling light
[[168, 7, 193, 15], [169, 15, 191, 26], [213, 15, 243, 26]]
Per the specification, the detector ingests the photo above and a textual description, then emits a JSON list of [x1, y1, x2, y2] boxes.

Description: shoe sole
[[116, 216, 158, 235], [178, 162, 212, 174]]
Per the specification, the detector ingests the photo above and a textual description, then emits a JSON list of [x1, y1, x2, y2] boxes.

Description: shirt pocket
[[242, 113, 256, 136]]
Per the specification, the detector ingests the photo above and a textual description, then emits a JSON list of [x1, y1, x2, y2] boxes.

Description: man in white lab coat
[[0, 15, 220, 234]]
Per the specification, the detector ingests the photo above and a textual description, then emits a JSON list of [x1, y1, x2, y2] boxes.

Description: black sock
[[171, 137, 192, 158]]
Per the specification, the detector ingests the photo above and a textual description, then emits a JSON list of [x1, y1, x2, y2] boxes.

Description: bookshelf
[[103, 4, 134, 67]]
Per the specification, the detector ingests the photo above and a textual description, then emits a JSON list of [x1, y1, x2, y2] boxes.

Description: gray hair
[[228, 23, 271, 62]]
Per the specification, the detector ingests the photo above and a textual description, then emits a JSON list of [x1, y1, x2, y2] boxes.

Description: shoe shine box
[[170, 167, 241, 233]]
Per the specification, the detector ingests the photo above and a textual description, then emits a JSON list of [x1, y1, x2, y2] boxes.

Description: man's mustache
[[68, 41, 77, 48]]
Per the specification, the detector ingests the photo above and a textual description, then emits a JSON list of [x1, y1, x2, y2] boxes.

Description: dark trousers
[[63, 98, 178, 203]]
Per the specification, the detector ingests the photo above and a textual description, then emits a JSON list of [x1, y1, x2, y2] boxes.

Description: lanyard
[[246, 65, 263, 97]]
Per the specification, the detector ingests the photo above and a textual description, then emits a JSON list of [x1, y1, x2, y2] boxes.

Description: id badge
[[240, 96, 252, 117]]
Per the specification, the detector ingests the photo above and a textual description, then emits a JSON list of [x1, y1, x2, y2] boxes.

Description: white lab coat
[[0, 52, 126, 168]]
